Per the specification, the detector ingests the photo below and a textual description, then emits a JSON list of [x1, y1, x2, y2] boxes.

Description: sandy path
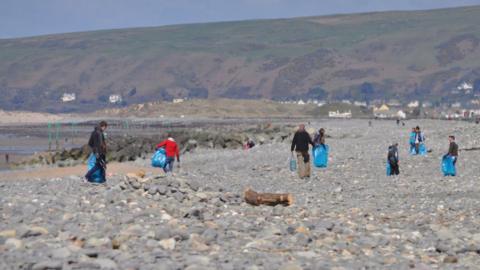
[[0, 162, 160, 181]]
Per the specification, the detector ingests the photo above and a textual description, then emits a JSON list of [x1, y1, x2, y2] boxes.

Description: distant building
[[317, 101, 326, 107], [297, 100, 306, 105], [329, 110, 352, 118], [457, 82, 473, 91], [397, 110, 407, 119], [387, 99, 401, 107], [422, 102, 433, 108], [408, 101, 419, 108], [451, 102, 461, 108], [354, 101, 367, 107], [173, 98, 185, 104], [61, 93, 76, 102], [373, 104, 390, 112], [341, 100, 352, 104], [109, 94, 122, 104]]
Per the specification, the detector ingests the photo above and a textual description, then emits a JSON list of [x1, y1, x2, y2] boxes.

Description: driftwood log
[[244, 188, 293, 206]]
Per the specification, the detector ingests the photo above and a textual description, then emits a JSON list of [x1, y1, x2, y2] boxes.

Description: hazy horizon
[[1, 0, 480, 39]]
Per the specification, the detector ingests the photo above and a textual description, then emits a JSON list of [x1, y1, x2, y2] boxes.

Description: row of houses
[[61, 93, 123, 104]]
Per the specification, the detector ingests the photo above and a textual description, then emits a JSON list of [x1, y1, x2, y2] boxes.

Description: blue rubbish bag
[[418, 143, 427, 155], [87, 153, 105, 183], [289, 155, 297, 172], [409, 132, 416, 155], [313, 145, 329, 168], [386, 162, 391, 176], [151, 148, 167, 168], [442, 155, 456, 176]]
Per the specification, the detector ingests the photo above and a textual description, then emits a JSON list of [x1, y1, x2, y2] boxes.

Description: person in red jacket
[[156, 134, 180, 174]]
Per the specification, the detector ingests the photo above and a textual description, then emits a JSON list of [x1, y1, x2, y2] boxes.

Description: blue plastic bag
[[442, 155, 456, 176], [87, 153, 105, 183], [386, 162, 391, 176], [289, 156, 297, 172], [418, 143, 427, 155], [313, 145, 329, 168], [151, 148, 167, 168]]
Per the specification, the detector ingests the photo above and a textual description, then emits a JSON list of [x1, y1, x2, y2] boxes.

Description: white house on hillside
[[329, 110, 352, 118], [61, 93, 76, 102], [109, 94, 122, 104], [408, 101, 419, 108], [457, 82, 473, 91], [173, 98, 185, 104]]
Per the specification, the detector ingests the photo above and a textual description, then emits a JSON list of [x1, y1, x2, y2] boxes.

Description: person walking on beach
[[85, 121, 108, 182], [5, 153, 9, 164], [291, 124, 314, 179], [313, 128, 326, 148], [156, 134, 180, 174], [387, 143, 400, 176], [244, 137, 256, 149], [446, 135, 458, 165], [414, 126, 425, 154]]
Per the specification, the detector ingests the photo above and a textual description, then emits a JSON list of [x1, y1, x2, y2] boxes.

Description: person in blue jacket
[[409, 127, 416, 153], [414, 126, 425, 154]]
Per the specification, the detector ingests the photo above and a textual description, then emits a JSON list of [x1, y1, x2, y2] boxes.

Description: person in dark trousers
[[85, 121, 108, 182], [291, 124, 314, 179], [446, 135, 459, 165], [387, 143, 400, 176], [414, 126, 425, 154], [5, 153, 9, 164], [313, 128, 326, 148], [156, 134, 180, 174]]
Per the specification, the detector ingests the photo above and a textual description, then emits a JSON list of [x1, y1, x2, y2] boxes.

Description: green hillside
[[0, 6, 479, 112]]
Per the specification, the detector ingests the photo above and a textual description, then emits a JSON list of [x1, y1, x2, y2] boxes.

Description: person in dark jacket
[[85, 121, 108, 182], [291, 124, 314, 179], [313, 128, 326, 148], [446, 135, 459, 165], [387, 143, 400, 176]]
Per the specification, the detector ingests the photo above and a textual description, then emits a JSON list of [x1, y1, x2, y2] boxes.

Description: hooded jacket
[[88, 126, 107, 155]]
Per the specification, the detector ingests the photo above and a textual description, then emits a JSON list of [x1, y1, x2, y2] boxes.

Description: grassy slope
[[0, 6, 479, 112]]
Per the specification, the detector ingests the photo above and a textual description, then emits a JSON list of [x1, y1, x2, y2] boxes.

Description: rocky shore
[[14, 124, 293, 169], [2, 119, 480, 269]]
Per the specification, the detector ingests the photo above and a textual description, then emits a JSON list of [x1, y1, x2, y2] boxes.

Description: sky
[[1, 0, 480, 39]]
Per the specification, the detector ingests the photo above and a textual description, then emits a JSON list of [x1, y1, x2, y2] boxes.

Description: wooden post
[[244, 188, 293, 206]]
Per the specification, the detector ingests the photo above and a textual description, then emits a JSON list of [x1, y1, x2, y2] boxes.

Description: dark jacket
[[448, 142, 458, 157], [291, 131, 314, 152], [88, 126, 106, 155], [313, 132, 325, 145], [387, 145, 399, 164]]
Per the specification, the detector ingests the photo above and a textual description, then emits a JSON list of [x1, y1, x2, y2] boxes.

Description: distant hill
[[1, 5, 480, 112], [97, 99, 370, 119]]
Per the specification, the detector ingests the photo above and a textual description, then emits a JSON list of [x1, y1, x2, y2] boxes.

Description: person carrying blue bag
[[409, 127, 416, 154], [155, 134, 180, 175], [291, 124, 314, 179], [85, 121, 108, 183], [312, 128, 329, 168], [442, 135, 458, 176], [387, 143, 400, 176], [414, 126, 426, 155]]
